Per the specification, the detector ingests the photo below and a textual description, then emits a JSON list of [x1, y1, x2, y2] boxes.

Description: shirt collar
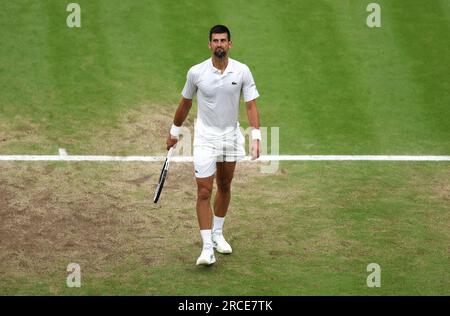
[[210, 57, 234, 74]]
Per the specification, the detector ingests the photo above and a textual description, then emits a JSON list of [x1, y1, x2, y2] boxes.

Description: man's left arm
[[246, 99, 261, 160]]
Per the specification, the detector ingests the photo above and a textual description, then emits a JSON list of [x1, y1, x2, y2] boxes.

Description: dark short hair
[[209, 25, 231, 41]]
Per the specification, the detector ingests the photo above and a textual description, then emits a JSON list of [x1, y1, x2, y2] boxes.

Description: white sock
[[212, 215, 225, 234], [200, 229, 213, 250]]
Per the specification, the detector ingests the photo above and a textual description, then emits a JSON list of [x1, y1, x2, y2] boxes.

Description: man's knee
[[197, 186, 212, 200]]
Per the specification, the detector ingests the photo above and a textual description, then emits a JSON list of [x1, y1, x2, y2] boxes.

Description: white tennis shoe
[[196, 247, 216, 266], [212, 231, 232, 254]]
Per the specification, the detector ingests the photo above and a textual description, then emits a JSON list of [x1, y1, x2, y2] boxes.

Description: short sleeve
[[181, 68, 197, 99], [242, 65, 260, 102]]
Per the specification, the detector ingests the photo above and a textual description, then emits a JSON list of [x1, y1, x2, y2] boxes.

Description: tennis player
[[166, 25, 261, 265]]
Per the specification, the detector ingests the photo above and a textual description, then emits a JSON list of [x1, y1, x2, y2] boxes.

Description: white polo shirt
[[181, 57, 259, 136]]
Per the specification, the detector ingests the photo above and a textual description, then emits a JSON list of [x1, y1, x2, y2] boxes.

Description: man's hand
[[246, 100, 261, 161], [251, 139, 260, 160], [166, 134, 178, 150]]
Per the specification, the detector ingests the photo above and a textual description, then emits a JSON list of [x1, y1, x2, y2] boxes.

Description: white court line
[[0, 155, 449, 162]]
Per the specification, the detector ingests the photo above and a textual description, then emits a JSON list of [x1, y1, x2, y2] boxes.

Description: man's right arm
[[166, 97, 192, 150], [173, 97, 192, 126]]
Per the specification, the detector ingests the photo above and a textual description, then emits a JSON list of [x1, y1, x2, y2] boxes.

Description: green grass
[[1, 162, 448, 295], [0, 0, 449, 295], [1, 0, 449, 154]]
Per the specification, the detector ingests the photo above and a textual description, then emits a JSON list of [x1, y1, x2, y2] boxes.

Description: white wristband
[[170, 124, 180, 138], [251, 128, 262, 141]]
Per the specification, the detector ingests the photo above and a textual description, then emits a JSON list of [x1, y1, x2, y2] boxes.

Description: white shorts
[[193, 121, 245, 178]]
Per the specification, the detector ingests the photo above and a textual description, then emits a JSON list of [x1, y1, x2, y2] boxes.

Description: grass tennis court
[[0, 0, 449, 295]]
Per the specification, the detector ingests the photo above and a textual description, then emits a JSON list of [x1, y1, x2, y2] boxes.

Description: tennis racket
[[153, 147, 174, 203]]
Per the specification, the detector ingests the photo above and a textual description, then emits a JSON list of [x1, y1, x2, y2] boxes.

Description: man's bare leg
[[214, 162, 236, 217], [195, 175, 216, 265], [212, 161, 236, 254], [196, 175, 214, 229]]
